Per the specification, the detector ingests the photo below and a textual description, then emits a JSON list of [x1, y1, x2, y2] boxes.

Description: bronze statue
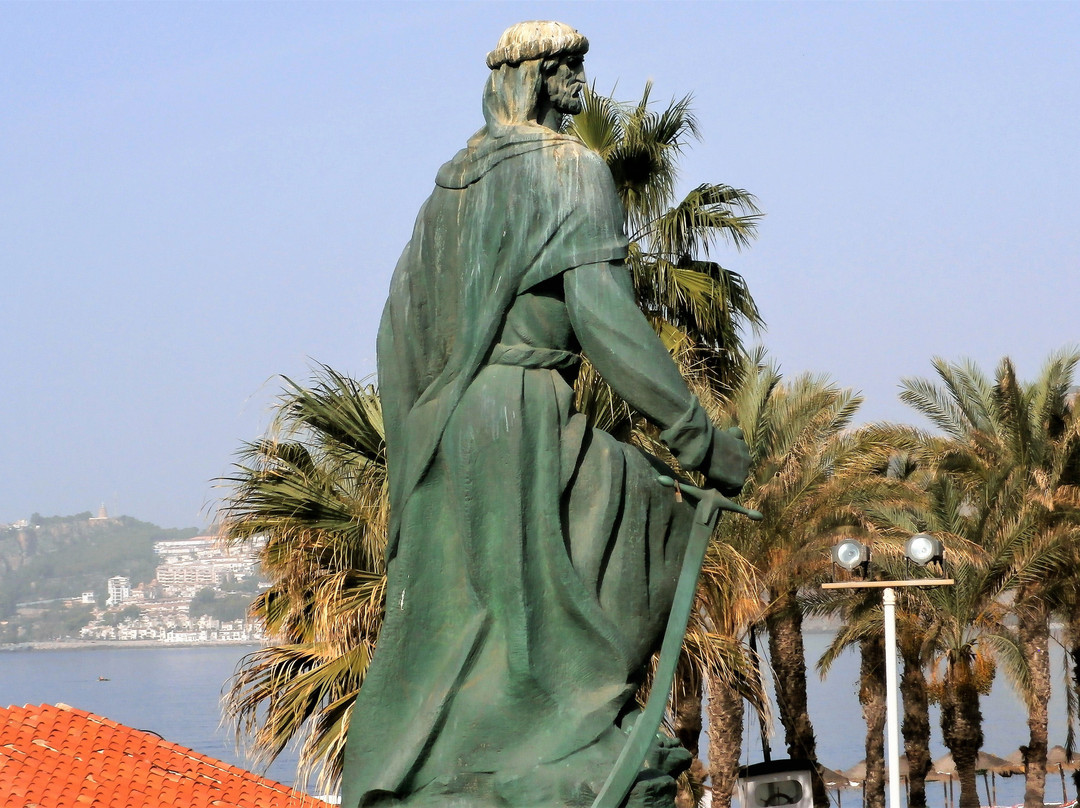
[[342, 21, 751, 808]]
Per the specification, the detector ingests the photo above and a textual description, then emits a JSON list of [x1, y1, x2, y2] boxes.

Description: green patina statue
[[341, 21, 752, 808]]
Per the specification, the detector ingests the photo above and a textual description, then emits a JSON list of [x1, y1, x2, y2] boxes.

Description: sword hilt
[[657, 475, 763, 521]]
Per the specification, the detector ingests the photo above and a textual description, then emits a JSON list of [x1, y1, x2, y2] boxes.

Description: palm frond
[[217, 367, 389, 786]]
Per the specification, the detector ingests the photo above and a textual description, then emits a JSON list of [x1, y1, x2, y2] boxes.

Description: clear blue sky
[[3, 2, 1077, 529]]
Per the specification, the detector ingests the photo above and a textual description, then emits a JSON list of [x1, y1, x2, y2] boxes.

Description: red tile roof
[[0, 703, 331, 807]]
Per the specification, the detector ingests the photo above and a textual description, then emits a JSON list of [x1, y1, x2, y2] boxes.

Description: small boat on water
[[97, 676, 109, 681]]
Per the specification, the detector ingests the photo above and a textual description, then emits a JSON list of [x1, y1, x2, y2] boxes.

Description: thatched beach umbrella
[[1005, 746, 1077, 803], [842, 760, 866, 783], [818, 766, 855, 788], [843, 756, 910, 783], [816, 765, 856, 808], [1048, 745, 1078, 769], [928, 751, 1014, 808], [1006, 745, 1078, 769], [1048, 746, 1078, 804], [930, 751, 1015, 775], [843, 757, 917, 808]]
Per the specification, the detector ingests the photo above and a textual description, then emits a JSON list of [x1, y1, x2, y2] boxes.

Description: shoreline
[[0, 639, 268, 652]]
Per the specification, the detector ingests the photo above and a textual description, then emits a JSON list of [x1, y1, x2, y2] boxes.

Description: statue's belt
[[488, 343, 580, 370]]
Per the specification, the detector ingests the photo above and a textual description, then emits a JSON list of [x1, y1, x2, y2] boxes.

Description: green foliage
[[568, 83, 762, 387], [711, 349, 918, 597], [220, 575, 263, 594], [190, 587, 217, 612], [31, 512, 93, 525], [897, 353, 1080, 695], [5, 602, 95, 641]]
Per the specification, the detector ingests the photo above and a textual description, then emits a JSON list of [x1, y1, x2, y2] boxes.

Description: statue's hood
[[435, 126, 577, 189]]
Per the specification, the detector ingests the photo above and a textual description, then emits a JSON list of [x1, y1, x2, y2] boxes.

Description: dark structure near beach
[[341, 21, 751, 808]]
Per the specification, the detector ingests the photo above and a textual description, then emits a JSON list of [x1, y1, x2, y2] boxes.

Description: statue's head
[[482, 21, 589, 133]]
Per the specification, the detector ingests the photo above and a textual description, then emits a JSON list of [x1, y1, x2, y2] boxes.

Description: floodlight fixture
[[831, 539, 870, 572], [905, 533, 944, 567]]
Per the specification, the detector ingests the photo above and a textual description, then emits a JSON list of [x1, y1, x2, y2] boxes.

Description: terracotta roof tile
[[0, 703, 331, 808]]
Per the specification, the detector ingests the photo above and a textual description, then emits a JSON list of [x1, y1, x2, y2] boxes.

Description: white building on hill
[[106, 576, 130, 606]]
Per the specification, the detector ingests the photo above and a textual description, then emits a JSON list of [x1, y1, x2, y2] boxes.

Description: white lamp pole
[[822, 577, 954, 808], [883, 587, 902, 808]]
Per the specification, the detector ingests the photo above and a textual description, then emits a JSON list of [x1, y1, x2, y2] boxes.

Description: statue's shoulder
[[536, 136, 610, 185], [436, 129, 608, 190], [550, 136, 604, 163]]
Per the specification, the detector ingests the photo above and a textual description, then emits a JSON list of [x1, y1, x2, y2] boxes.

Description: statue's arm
[[564, 261, 750, 494]]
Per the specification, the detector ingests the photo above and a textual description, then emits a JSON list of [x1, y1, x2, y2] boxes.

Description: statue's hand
[[659, 403, 751, 496], [704, 426, 751, 497]]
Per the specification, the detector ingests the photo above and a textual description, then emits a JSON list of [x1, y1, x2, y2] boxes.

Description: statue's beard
[[551, 88, 584, 116]]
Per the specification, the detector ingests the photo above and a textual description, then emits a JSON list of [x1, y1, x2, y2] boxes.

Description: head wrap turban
[[485, 20, 589, 70]]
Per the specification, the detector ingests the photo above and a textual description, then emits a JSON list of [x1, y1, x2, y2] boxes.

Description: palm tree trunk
[[1018, 593, 1051, 808], [941, 655, 984, 808], [673, 661, 706, 808], [765, 588, 828, 808], [706, 675, 745, 808], [860, 633, 887, 808], [900, 637, 931, 808]]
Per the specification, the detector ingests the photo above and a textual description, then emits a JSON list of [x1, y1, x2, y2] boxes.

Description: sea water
[[0, 634, 1072, 806]]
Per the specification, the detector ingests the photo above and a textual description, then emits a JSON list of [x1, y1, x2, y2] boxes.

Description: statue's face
[[543, 54, 586, 115]]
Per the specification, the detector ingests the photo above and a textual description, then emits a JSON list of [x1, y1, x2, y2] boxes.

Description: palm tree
[[901, 350, 1080, 808], [803, 443, 932, 808], [869, 451, 940, 808], [567, 83, 762, 389], [818, 450, 1014, 808], [712, 353, 913, 808], [691, 530, 770, 808], [817, 599, 889, 808], [915, 483, 1022, 808], [218, 367, 387, 793]]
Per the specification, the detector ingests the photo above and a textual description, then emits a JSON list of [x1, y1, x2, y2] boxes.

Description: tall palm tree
[[218, 367, 387, 793], [916, 483, 1024, 808], [805, 442, 932, 808], [816, 598, 890, 808], [691, 528, 770, 808], [901, 350, 1080, 808], [567, 83, 762, 389], [713, 353, 911, 808], [869, 451, 940, 808], [821, 452, 1015, 808]]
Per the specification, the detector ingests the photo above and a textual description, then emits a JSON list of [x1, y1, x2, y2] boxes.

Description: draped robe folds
[[342, 127, 707, 808]]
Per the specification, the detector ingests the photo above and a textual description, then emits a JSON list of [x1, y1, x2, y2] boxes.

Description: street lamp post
[[824, 539, 953, 808], [883, 587, 900, 808]]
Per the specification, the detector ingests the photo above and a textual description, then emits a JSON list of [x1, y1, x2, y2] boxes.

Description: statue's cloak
[[343, 122, 693, 808], [379, 126, 627, 560]]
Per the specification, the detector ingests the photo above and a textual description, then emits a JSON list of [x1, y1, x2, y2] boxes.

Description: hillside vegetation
[[0, 513, 199, 620]]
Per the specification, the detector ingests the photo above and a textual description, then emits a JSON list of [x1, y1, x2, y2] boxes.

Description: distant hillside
[[0, 513, 200, 619]]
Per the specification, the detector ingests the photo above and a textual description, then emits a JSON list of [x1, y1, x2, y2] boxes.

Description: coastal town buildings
[[154, 535, 262, 598], [74, 535, 267, 644]]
